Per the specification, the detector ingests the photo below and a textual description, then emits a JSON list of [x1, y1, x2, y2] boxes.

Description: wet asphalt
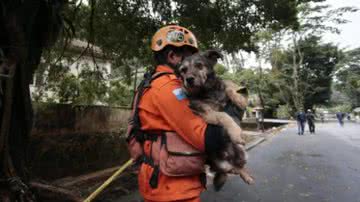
[[201, 121, 360, 202]]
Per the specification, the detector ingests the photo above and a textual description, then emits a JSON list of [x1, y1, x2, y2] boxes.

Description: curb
[[244, 123, 289, 151], [245, 137, 266, 151]]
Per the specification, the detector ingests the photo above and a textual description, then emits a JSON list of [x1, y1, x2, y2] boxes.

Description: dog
[[178, 49, 254, 191]]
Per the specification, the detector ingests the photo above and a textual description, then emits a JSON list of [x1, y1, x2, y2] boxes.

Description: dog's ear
[[202, 49, 223, 67], [237, 86, 248, 96]]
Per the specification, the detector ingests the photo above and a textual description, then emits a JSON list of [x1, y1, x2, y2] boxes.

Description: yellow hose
[[83, 158, 134, 202]]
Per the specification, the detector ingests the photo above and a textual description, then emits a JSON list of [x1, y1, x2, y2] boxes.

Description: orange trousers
[[145, 197, 201, 202]]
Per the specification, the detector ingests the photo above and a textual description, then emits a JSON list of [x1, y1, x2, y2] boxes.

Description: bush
[[329, 104, 352, 113], [276, 105, 292, 119]]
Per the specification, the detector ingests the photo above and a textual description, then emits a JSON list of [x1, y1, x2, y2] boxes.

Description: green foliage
[[280, 1, 357, 111], [296, 3, 358, 35], [329, 104, 352, 113], [223, 68, 287, 117], [335, 48, 360, 107], [330, 88, 350, 106], [34, 0, 354, 108], [106, 80, 132, 106], [152, 0, 304, 52], [221, 1, 356, 118], [276, 105, 292, 119], [75, 66, 109, 105], [298, 36, 341, 109], [227, 35, 342, 118], [72, 0, 309, 67], [57, 74, 80, 103], [214, 63, 227, 76], [273, 36, 341, 110], [91, 0, 158, 66]]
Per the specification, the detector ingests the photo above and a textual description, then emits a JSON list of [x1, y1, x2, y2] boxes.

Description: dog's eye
[[180, 67, 188, 74], [195, 63, 203, 70]]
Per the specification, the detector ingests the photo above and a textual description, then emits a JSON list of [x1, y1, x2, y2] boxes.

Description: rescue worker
[[136, 25, 226, 202], [295, 110, 306, 135], [306, 109, 315, 134], [319, 112, 325, 123], [336, 111, 345, 127]]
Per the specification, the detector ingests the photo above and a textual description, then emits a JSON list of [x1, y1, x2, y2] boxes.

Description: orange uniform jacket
[[138, 65, 208, 201]]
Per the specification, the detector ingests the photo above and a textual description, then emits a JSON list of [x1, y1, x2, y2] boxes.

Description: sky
[[322, 0, 360, 50]]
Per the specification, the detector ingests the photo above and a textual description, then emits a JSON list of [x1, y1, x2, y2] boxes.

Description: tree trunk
[[0, 1, 65, 201], [133, 65, 138, 97], [291, 34, 304, 111], [256, 54, 265, 110]]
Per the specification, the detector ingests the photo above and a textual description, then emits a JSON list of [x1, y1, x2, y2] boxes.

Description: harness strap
[[149, 166, 160, 189], [128, 71, 173, 138], [126, 71, 173, 143], [127, 71, 174, 189], [134, 132, 159, 143], [143, 133, 159, 142], [138, 154, 159, 189], [139, 154, 155, 166]]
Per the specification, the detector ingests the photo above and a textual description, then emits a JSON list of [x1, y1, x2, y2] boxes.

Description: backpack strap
[[126, 71, 174, 189], [127, 71, 174, 141]]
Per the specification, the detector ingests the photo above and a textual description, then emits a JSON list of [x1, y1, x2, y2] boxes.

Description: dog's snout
[[186, 77, 195, 85]]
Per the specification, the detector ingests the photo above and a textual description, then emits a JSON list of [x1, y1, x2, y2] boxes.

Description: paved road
[[201, 122, 360, 202]]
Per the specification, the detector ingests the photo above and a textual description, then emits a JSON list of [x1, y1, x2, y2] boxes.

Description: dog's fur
[[178, 50, 254, 191]]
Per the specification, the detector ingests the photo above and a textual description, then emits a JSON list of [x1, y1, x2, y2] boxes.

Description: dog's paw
[[237, 138, 246, 146], [228, 132, 246, 145], [242, 175, 255, 185], [238, 168, 255, 185]]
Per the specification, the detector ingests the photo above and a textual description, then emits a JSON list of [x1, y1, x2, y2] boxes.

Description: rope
[[83, 158, 134, 202]]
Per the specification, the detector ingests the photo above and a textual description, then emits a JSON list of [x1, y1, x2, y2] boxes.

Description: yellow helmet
[[151, 25, 198, 52]]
